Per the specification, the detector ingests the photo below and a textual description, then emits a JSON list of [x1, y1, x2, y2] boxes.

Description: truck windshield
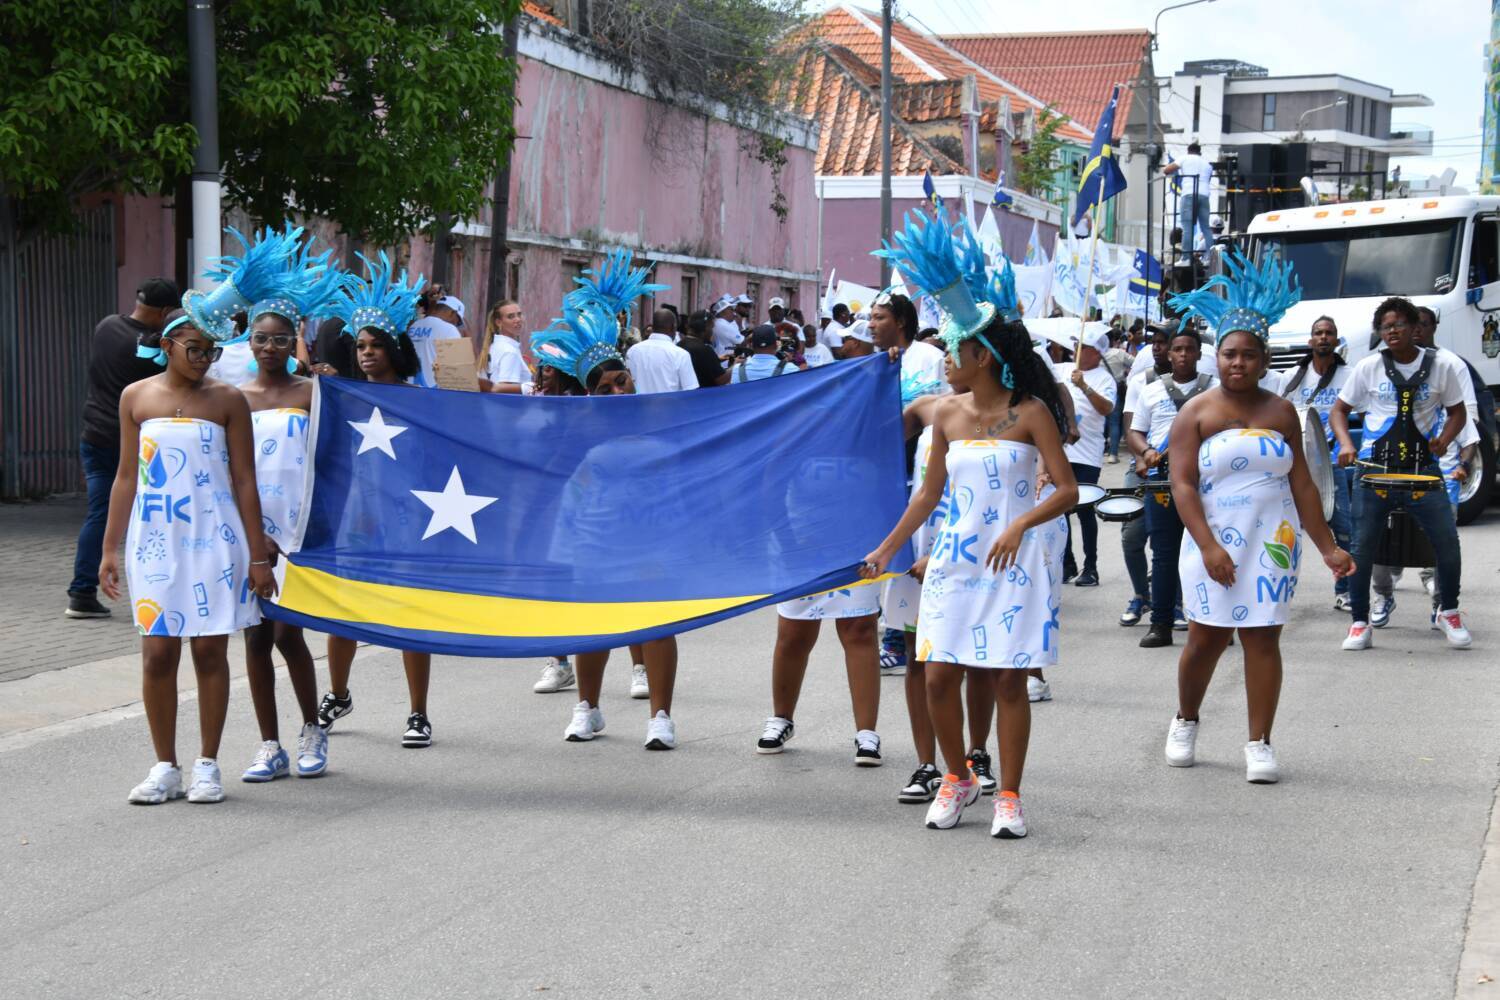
[[1254, 219, 1463, 299]]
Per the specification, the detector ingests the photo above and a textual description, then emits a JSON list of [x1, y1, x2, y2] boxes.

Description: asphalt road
[[4, 495, 1499, 999]]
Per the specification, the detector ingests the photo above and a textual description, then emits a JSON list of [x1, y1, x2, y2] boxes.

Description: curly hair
[[977, 318, 1070, 437]]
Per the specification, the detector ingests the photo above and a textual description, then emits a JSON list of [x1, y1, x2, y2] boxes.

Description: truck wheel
[[1457, 425, 1494, 526]]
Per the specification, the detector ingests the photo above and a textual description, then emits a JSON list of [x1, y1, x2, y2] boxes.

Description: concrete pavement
[[3, 489, 1499, 999]]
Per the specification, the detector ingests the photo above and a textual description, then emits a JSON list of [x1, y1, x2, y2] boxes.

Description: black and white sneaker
[[317, 690, 353, 730], [402, 712, 432, 748], [756, 716, 794, 754], [898, 763, 943, 802], [854, 729, 882, 767], [967, 747, 998, 795], [65, 592, 112, 619]]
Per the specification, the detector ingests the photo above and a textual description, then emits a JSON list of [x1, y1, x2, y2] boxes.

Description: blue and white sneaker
[[1119, 596, 1148, 626], [241, 741, 290, 783], [1371, 594, 1395, 628], [296, 722, 328, 777], [1173, 603, 1188, 631]]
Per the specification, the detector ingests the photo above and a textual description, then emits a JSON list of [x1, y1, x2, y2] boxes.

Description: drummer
[[1279, 316, 1352, 610], [1058, 326, 1118, 587], [1116, 323, 1175, 628], [1127, 323, 1218, 648], [1329, 297, 1472, 650]]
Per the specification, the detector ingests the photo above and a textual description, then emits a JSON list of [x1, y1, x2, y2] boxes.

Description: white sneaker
[[127, 761, 183, 804], [533, 658, 575, 693], [1437, 609, 1473, 648], [644, 711, 676, 750], [1371, 594, 1395, 628], [990, 793, 1028, 838], [1341, 622, 1373, 650], [629, 664, 650, 700], [924, 773, 981, 830], [564, 701, 604, 742], [1421, 570, 1436, 597], [1165, 716, 1198, 767], [1244, 739, 1280, 783], [1333, 593, 1351, 613], [186, 758, 225, 803], [1027, 676, 1052, 702]]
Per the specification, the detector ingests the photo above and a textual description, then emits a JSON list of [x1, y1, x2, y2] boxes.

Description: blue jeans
[[1105, 401, 1124, 458], [1145, 491, 1184, 627], [1121, 465, 1150, 598], [1180, 192, 1213, 254], [1329, 465, 1354, 596], [70, 440, 118, 596], [1347, 469, 1460, 622]]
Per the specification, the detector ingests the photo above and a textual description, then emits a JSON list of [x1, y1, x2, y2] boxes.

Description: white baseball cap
[[768, 296, 786, 309], [714, 295, 736, 315], [1080, 327, 1110, 353], [439, 296, 466, 323], [736, 294, 753, 306], [847, 319, 874, 344]]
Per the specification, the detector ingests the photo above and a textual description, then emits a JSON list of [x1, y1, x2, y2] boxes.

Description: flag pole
[[1077, 201, 1104, 356]]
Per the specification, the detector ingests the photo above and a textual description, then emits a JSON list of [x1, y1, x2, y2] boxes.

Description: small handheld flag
[[1128, 250, 1163, 298], [992, 171, 1013, 209], [1166, 154, 1183, 196], [1073, 86, 1128, 228], [922, 171, 942, 210]]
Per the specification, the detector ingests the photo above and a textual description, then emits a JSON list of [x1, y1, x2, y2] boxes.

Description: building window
[[561, 257, 587, 297], [1192, 85, 1201, 133], [1367, 100, 1377, 137], [1261, 93, 1276, 132], [781, 285, 797, 316], [746, 280, 760, 319], [506, 257, 521, 301], [1346, 98, 1355, 132]]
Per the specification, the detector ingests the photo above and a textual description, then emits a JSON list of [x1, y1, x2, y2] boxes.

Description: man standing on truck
[[1330, 297, 1472, 651], [1162, 142, 1215, 262]]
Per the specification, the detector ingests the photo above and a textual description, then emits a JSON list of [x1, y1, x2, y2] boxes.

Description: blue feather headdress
[[183, 226, 306, 341], [1167, 250, 1301, 345], [984, 257, 1021, 323], [250, 237, 354, 330], [570, 248, 668, 317], [331, 252, 425, 338], [530, 300, 623, 387], [900, 371, 944, 406], [872, 211, 995, 361]]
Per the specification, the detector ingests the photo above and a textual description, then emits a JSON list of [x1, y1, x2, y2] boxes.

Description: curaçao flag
[[1073, 85, 1128, 227], [264, 356, 912, 656]]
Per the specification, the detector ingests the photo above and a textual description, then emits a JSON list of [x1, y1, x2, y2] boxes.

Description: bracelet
[[250, 559, 270, 566]]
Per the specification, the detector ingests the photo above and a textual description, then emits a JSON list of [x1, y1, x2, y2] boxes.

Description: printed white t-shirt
[[406, 314, 462, 388], [1057, 362, 1118, 467], [1338, 348, 1467, 461], [1130, 373, 1219, 454]]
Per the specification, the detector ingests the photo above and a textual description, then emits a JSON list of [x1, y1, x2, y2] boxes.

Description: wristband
[[250, 559, 270, 566]]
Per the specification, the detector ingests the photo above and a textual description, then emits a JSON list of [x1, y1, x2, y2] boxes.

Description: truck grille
[[1269, 347, 1311, 371]]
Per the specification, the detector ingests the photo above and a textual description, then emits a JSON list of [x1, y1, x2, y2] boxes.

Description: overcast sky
[[831, 0, 1490, 184]]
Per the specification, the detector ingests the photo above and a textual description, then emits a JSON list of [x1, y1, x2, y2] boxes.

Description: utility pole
[[879, 0, 892, 288], [486, 17, 521, 312], [186, 0, 221, 290], [431, 213, 451, 288]]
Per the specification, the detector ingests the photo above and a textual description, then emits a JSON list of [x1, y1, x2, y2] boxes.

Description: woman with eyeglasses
[[98, 308, 275, 805]]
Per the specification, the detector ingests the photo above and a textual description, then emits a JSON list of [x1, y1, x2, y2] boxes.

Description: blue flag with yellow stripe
[[1129, 249, 1163, 298], [264, 357, 911, 656], [1073, 85, 1128, 227]]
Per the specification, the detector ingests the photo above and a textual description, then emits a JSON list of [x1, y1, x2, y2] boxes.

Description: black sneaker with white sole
[[756, 716, 794, 754], [317, 690, 353, 730], [898, 763, 942, 802], [402, 712, 432, 748], [854, 730, 882, 766], [967, 747, 998, 795], [65, 592, 112, 619]]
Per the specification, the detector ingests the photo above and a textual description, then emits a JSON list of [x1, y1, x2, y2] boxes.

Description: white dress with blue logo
[[881, 425, 935, 632], [125, 418, 261, 637], [916, 440, 1058, 669], [251, 408, 310, 545], [1179, 429, 1301, 628]]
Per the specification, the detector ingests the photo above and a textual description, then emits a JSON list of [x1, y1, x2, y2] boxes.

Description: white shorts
[[777, 581, 883, 621]]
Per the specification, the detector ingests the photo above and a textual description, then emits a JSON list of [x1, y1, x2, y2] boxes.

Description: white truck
[[1246, 195, 1500, 523]]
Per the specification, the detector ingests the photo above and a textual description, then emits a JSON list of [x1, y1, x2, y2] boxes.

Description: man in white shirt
[[840, 319, 875, 357], [868, 292, 948, 398], [1115, 323, 1174, 627], [1128, 326, 1218, 648], [1057, 327, 1118, 587], [480, 299, 529, 394], [800, 325, 835, 367], [626, 308, 700, 394], [735, 294, 754, 332], [1331, 297, 1471, 649], [406, 294, 464, 388], [1162, 141, 1215, 257], [711, 296, 743, 355], [822, 302, 853, 353]]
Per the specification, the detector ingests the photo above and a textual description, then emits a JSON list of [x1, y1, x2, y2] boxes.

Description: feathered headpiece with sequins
[[183, 226, 306, 342], [872, 211, 996, 362], [531, 248, 669, 386], [331, 251, 425, 338], [1167, 249, 1300, 345], [569, 248, 668, 317], [249, 237, 355, 330]]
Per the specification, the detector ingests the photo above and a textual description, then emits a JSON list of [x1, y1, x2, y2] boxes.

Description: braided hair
[[977, 318, 1070, 437]]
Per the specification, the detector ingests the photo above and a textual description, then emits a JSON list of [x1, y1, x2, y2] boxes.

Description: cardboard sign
[[433, 338, 480, 392]]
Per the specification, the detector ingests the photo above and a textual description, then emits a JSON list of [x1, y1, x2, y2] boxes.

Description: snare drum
[[1360, 472, 1443, 501], [1072, 484, 1107, 512], [1096, 489, 1146, 523]]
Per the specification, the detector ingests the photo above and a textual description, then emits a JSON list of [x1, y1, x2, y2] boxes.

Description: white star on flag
[[348, 407, 407, 459], [411, 466, 498, 544]]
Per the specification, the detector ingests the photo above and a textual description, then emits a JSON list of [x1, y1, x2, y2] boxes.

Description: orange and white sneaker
[[924, 772, 980, 830], [991, 791, 1027, 838], [1437, 609, 1472, 649], [1341, 622, 1372, 651]]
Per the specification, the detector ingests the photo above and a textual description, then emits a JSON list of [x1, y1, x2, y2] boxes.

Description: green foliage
[[0, 0, 523, 243], [1013, 107, 1066, 199]]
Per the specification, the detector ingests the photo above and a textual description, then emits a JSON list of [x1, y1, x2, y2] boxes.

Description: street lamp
[[1145, 0, 1217, 281], [1296, 97, 1347, 132]]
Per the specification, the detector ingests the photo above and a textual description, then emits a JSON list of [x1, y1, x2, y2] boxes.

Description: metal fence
[[0, 206, 117, 498]]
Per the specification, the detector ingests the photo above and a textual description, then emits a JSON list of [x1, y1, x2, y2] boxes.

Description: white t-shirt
[[406, 314, 462, 388], [1031, 340, 1059, 380], [1058, 363, 1118, 467], [821, 320, 849, 350], [712, 317, 743, 354], [484, 334, 529, 386], [626, 333, 699, 394], [803, 343, 835, 367], [901, 339, 950, 395], [1258, 368, 1284, 394], [1338, 348, 1468, 462], [1176, 153, 1214, 197], [1280, 359, 1352, 453], [207, 341, 256, 387], [1130, 373, 1219, 454], [1129, 347, 1217, 380]]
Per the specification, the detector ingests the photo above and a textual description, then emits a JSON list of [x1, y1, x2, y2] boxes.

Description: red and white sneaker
[[924, 772, 981, 830], [990, 791, 1028, 839], [1437, 609, 1472, 649], [1341, 622, 1372, 651]]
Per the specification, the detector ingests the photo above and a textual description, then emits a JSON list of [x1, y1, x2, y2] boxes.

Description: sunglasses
[[250, 333, 295, 348], [166, 337, 223, 363]]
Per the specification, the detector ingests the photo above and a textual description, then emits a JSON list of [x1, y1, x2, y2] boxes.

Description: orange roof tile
[[942, 31, 1153, 133]]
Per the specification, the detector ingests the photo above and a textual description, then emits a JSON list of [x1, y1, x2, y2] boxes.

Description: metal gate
[[0, 205, 117, 498]]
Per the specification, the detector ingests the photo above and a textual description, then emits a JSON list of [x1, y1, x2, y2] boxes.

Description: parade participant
[[840, 319, 875, 357], [681, 310, 731, 386], [314, 254, 442, 746], [870, 291, 947, 392], [823, 301, 854, 354], [1279, 316, 1353, 610], [405, 287, 463, 388], [1163, 141, 1215, 261], [1102, 328, 1132, 463], [801, 323, 835, 368], [627, 307, 699, 393], [863, 211, 1076, 836], [711, 295, 743, 355], [1057, 326, 1117, 587], [1128, 324, 1217, 648], [1331, 297, 1472, 650], [1116, 323, 1174, 626], [1163, 252, 1353, 783], [478, 300, 529, 394], [69, 277, 180, 619], [531, 253, 681, 749]]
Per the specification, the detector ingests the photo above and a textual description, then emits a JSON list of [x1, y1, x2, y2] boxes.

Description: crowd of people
[[67, 215, 1478, 837]]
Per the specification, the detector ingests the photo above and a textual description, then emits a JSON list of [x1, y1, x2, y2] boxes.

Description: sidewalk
[[0, 496, 143, 681]]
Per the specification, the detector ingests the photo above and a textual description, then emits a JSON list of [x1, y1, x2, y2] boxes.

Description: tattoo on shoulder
[[980, 409, 1021, 437]]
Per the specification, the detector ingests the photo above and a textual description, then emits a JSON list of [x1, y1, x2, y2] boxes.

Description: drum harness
[[1140, 371, 1215, 498], [1279, 354, 1344, 402], [1366, 347, 1439, 475]]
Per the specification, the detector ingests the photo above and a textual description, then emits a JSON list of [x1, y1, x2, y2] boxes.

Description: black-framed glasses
[[165, 338, 223, 363], [250, 333, 295, 348], [1377, 323, 1409, 334]]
